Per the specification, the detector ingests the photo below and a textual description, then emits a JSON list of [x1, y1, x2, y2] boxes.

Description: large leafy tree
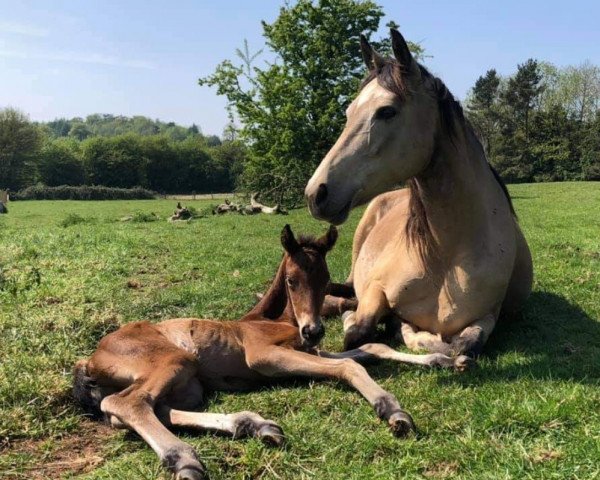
[[0, 108, 43, 190], [199, 0, 421, 205]]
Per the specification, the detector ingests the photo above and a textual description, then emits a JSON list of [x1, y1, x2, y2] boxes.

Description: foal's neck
[[244, 258, 294, 322]]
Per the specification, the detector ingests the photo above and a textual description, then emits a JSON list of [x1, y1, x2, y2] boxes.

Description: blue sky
[[1, 0, 599, 136]]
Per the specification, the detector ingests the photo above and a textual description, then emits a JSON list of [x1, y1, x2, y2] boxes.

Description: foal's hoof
[[258, 424, 285, 447], [388, 411, 416, 437], [176, 466, 208, 480], [454, 355, 476, 372]]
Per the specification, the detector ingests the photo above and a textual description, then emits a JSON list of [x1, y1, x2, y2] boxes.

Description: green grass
[[0, 183, 599, 479]]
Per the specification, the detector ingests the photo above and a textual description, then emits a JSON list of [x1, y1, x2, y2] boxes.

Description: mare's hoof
[[454, 355, 476, 372], [258, 424, 285, 447], [388, 411, 416, 437], [176, 465, 209, 480]]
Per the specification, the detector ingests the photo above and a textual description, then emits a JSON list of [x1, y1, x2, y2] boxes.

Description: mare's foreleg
[[342, 286, 388, 350], [449, 314, 497, 359], [246, 346, 415, 437]]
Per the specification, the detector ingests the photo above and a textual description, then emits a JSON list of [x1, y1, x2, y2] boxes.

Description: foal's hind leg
[[159, 407, 285, 446], [100, 356, 207, 480]]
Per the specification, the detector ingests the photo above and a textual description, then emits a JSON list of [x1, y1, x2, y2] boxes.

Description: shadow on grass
[[438, 291, 600, 386]]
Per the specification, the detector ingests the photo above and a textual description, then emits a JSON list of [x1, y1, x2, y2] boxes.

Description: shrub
[[13, 185, 156, 200], [130, 211, 160, 222]]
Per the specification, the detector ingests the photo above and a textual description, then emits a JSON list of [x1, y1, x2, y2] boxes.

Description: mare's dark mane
[[360, 57, 515, 264]]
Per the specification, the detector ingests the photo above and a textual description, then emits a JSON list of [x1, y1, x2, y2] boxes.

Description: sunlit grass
[[0, 183, 599, 479]]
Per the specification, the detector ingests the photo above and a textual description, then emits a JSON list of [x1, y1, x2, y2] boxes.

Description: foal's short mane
[[296, 235, 324, 252], [360, 57, 515, 264]]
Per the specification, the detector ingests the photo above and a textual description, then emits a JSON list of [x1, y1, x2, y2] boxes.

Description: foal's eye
[[375, 106, 397, 120], [286, 277, 297, 288]]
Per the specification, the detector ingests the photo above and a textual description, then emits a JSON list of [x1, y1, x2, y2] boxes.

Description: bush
[[13, 185, 156, 200], [130, 211, 160, 223]]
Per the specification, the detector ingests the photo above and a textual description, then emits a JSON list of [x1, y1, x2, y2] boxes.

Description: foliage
[[2, 113, 242, 194], [467, 60, 600, 182], [1, 184, 599, 478], [0, 108, 44, 190], [45, 114, 206, 142], [199, 0, 422, 206], [36, 138, 85, 186], [12, 184, 155, 200]]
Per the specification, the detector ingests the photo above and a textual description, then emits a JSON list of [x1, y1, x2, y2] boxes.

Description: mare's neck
[[411, 125, 498, 245], [243, 257, 294, 322]]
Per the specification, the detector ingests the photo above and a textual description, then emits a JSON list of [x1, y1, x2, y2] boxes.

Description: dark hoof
[[454, 355, 476, 372], [258, 424, 285, 447], [388, 411, 416, 437], [176, 465, 208, 480]]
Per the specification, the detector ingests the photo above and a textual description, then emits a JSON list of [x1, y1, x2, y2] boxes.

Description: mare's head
[[306, 29, 460, 224], [280, 224, 337, 347]]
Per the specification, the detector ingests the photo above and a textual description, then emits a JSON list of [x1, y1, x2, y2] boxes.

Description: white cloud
[[0, 21, 48, 37], [0, 49, 156, 69]]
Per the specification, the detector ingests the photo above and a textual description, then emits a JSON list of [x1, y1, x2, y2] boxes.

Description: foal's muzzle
[[301, 323, 325, 347]]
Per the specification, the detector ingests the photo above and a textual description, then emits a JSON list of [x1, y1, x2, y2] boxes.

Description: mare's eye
[[286, 277, 297, 289], [375, 106, 397, 120]]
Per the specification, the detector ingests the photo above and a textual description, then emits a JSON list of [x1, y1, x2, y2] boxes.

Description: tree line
[[0, 110, 244, 193], [467, 60, 600, 182]]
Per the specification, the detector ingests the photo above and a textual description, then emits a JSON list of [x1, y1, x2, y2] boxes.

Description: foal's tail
[[73, 360, 104, 419]]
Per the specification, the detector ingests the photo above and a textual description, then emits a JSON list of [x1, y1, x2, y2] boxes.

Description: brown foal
[[74, 225, 463, 480]]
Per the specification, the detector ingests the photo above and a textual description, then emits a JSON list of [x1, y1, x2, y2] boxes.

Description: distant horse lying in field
[[305, 29, 533, 359], [74, 225, 466, 480]]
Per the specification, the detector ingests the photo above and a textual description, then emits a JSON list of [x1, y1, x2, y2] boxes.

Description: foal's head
[[280, 224, 337, 347], [306, 29, 459, 224]]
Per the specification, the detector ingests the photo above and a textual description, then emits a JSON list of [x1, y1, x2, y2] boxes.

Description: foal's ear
[[360, 34, 386, 71], [316, 225, 338, 254], [281, 224, 300, 254], [390, 28, 420, 78]]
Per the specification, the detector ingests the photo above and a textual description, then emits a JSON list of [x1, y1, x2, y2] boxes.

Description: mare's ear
[[390, 28, 420, 79], [316, 225, 338, 254], [360, 34, 385, 71], [281, 224, 300, 254]]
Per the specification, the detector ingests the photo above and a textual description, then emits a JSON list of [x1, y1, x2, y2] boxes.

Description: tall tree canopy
[[199, 0, 421, 204]]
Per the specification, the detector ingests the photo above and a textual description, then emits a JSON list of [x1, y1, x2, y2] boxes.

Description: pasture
[[0, 182, 599, 479]]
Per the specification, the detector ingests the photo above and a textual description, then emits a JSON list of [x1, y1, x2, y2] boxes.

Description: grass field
[[0, 182, 599, 479]]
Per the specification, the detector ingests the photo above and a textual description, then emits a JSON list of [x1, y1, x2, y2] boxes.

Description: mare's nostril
[[315, 183, 328, 207]]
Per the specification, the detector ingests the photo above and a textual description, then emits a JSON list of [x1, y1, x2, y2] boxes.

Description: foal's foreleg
[[318, 343, 469, 370], [158, 407, 285, 446], [246, 347, 415, 437]]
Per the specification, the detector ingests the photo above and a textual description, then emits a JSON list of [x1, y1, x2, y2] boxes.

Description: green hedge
[[12, 185, 156, 200]]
